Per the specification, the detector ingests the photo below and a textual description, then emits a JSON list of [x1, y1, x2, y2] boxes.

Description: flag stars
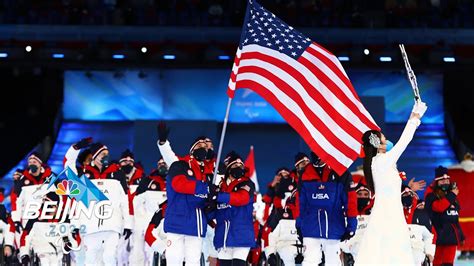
[[268, 28, 273, 32], [297, 45, 302, 49], [279, 46, 284, 50], [284, 39, 290, 43], [271, 34, 277, 38], [254, 38, 259, 42], [267, 42, 272, 46], [275, 40, 281, 44], [291, 52, 297, 56], [288, 45, 294, 49]]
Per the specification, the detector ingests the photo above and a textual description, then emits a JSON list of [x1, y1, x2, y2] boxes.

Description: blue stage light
[[163, 54, 176, 60], [0, 53, 8, 58], [52, 53, 64, 59], [218, 55, 231, 60], [113, 54, 125, 59], [379, 56, 392, 62], [338, 56, 350, 62], [443, 57, 455, 63]]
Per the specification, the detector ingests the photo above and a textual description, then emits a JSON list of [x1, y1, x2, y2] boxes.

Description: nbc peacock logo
[[56, 180, 81, 196]]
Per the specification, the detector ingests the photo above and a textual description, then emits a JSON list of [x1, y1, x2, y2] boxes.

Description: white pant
[[38, 252, 61, 265], [217, 247, 250, 260], [278, 245, 298, 266], [166, 233, 203, 266], [129, 228, 146, 265], [303, 238, 341, 266], [83, 231, 120, 265]]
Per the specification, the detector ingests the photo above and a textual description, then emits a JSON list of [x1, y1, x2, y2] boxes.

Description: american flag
[[227, 0, 380, 175]]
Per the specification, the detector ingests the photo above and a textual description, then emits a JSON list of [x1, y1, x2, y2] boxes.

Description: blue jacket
[[298, 164, 357, 240], [164, 160, 209, 237], [213, 178, 256, 249]]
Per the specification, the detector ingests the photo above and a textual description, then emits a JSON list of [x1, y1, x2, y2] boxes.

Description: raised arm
[[385, 101, 427, 166]]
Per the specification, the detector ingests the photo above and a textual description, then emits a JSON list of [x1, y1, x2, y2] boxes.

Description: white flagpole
[[212, 97, 233, 184]]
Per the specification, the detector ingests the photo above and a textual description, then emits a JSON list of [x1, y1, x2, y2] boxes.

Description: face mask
[[310, 153, 321, 166], [192, 148, 207, 162], [278, 177, 292, 191], [100, 155, 110, 166], [297, 165, 306, 176], [357, 198, 370, 212], [229, 167, 245, 179], [28, 165, 39, 173], [206, 149, 215, 160], [401, 195, 413, 208], [385, 140, 394, 152], [122, 165, 133, 174], [158, 166, 168, 176], [439, 184, 451, 192]]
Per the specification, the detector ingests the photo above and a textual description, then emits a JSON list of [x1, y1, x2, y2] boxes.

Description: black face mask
[[278, 176, 293, 192], [402, 195, 413, 208], [192, 148, 207, 162], [100, 155, 110, 166], [122, 165, 134, 174], [206, 149, 215, 160], [28, 165, 39, 173], [297, 165, 306, 176], [158, 166, 168, 176], [439, 184, 451, 192], [229, 167, 245, 179], [357, 198, 370, 212]]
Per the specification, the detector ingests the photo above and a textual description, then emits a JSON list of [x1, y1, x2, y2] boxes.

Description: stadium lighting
[[141, 47, 147, 53], [0, 53, 8, 58], [112, 54, 125, 59], [25, 46, 32, 52], [443, 57, 455, 63], [163, 54, 176, 60], [363, 49, 370, 55], [218, 55, 231, 60], [379, 56, 392, 62], [52, 53, 65, 59], [337, 56, 350, 62]]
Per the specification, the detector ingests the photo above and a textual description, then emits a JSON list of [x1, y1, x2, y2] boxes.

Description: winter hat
[[77, 149, 92, 165], [90, 142, 108, 161], [44, 191, 60, 202], [120, 149, 135, 163], [355, 183, 373, 199], [223, 151, 243, 170], [434, 166, 449, 181], [28, 152, 43, 165], [275, 167, 290, 176], [294, 152, 309, 167], [189, 136, 207, 153]]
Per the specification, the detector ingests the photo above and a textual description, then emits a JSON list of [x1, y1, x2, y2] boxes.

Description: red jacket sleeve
[[145, 223, 157, 246], [229, 189, 251, 206], [171, 175, 197, 194]]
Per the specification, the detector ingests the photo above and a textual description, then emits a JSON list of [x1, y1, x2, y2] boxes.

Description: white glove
[[412, 101, 427, 118], [151, 240, 166, 253]]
